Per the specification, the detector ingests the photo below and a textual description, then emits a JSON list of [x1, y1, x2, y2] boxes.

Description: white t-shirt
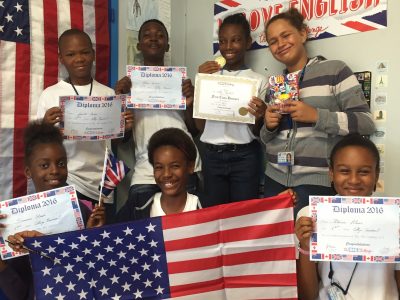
[[200, 68, 267, 145], [297, 206, 400, 300], [131, 109, 201, 185], [37, 80, 115, 200], [150, 192, 199, 217]]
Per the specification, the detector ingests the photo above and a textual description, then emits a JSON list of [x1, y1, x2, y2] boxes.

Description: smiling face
[[218, 23, 251, 71], [59, 33, 94, 85], [266, 19, 308, 72], [329, 146, 379, 197], [137, 21, 169, 65], [153, 146, 194, 200], [25, 143, 68, 193]]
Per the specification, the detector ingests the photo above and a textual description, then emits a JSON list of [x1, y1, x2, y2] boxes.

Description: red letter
[[249, 10, 260, 32], [349, 0, 363, 11], [330, 0, 338, 16], [301, 0, 314, 20], [315, 0, 328, 18]]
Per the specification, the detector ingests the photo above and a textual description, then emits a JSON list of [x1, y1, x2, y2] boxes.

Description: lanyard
[[68, 78, 93, 96], [329, 262, 358, 295]]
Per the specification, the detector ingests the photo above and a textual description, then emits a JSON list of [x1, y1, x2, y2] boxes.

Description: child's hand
[[122, 110, 134, 132], [115, 76, 132, 95], [86, 204, 106, 228], [295, 216, 313, 250], [43, 107, 62, 125], [182, 79, 194, 107], [278, 188, 297, 207], [283, 101, 318, 124], [198, 61, 220, 74], [7, 230, 44, 253], [248, 97, 266, 120], [265, 104, 282, 130], [0, 213, 6, 230]]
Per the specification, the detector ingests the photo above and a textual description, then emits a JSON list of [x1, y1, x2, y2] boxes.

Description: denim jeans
[[201, 140, 261, 207], [127, 173, 199, 209], [263, 176, 335, 218]]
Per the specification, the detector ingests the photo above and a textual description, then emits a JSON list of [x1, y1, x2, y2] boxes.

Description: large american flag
[[26, 195, 297, 299], [0, 0, 110, 200]]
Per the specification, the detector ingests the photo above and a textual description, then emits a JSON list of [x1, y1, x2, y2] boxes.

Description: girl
[[116, 127, 201, 221], [0, 121, 105, 300], [296, 134, 400, 299], [197, 13, 268, 206], [261, 8, 375, 217]]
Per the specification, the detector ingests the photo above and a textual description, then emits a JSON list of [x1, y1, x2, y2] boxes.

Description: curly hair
[[265, 8, 307, 34], [219, 13, 251, 39]]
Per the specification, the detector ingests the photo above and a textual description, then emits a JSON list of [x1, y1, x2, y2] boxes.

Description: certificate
[[127, 65, 186, 109], [60, 95, 126, 141], [309, 196, 400, 263], [193, 73, 260, 124], [0, 186, 84, 260]]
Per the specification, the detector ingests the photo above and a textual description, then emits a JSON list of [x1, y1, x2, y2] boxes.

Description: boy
[[37, 29, 133, 204], [115, 20, 201, 208]]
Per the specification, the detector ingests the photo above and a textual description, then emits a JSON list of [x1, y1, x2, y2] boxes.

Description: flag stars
[[108, 259, 117, 267], [0, 25, 4, 33], [114, 236, 123, 245], [155, 286, 164, 295], [110, 274, 120, 284], [82, 248, 91, 255], [153, 269, 162, 278], [0, 1, 4, 8], [98, 267, 108, 277], [146, 222, 156, 232], [139, 248, 148, 256], [141, 262, 150, 271], [41, 266, 51, 276], [64, 263, 74, 273], [111, 294, 122, 300], [143, 278, 153, 287], [76, 270, 86, 281], [77, 234, 88, 242], [32, 240, 42, 248], [69, 242, 79, 250], [104, 245, 114, 252], [120, 265, 129, 274], [55, 237, 65, 244], [136, 233, 145, 242], [123, 226, 133, 235], [14, 2, 23, 12], [99, 285, 109, 296], [86, 261, 95, 269], [53, 257, 62, 265], [78, 289, 88, 299], [127, 242, 136, 250], [130, 256, 139, 264], [92, 240, 101, 247], [43, 285, 53, 295], [54, 273, 64, 284], [133, 289, 143, 299], [132, 272, 141, 281], [73, 255, 83, 263], [46, 245, 56, 253], [61, 250, 70, 258], [96, 252, 105, 261], [100, 230, 111, 239], [88, 278, 97, 288], [121, 282, 131, 291], [117, 250, 126, 259], [5, 13, 13, 22], [151, 253, 160, 262], [148, 240, 158, 248], [14, 26, 23, 36], [66, 281, 76, 292], [55, 292, 66, 300]]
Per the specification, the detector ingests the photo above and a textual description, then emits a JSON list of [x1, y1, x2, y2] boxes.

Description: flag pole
[[98, 146, 109, 206]]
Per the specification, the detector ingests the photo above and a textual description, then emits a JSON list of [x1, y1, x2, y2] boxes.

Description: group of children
[[0, 6, 398, 300]]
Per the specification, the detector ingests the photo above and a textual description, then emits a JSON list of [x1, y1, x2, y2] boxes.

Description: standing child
[[0, 121, 105, 300], [261, 8, 375, 217], [295, 134, 400, 299], [116, 128, 201, 221], [37, 28, 133, 205], [115, 19, 201, 210], [196, 13, 268, 206]]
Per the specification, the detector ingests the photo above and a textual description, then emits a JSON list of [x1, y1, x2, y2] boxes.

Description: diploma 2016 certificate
[[193, 73, 260, 124], [60, 95, 126, 141], [0, 186, 84, 260], [127, 65, 187, 110], [310, 196, 400, 263]]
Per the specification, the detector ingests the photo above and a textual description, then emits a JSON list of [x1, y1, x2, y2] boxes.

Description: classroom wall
[[119, 0, 400, 197]]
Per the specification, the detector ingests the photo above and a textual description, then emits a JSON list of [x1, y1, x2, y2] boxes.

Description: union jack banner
[[213, 0, 387, 53], [100, 150, 130, 197]]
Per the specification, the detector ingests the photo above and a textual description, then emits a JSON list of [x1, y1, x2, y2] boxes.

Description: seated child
[[0, 121, 105, 300], [117, 127, 201, 221], [295, 134, 400, 299]]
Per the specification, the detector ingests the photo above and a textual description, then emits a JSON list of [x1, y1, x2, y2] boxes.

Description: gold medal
[[238, 107, 248, 116], [215, 56, 226, 68]]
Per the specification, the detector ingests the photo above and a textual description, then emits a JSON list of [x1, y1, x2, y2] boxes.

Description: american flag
[[101, 150, 130, 197], [26, 194, 297, 299], [0, 0, 110, 200]]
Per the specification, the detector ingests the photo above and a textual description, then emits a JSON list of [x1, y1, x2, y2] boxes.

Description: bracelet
[[298, 244, 310, 255]]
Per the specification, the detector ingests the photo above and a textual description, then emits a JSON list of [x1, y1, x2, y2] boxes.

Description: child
[[196, 13, 268, 206], [37, 28, 133, 204], [114, 19, 201, 209], [0, 121, 105, 300], [295, 134, 400, 299], [116, 128, 201, 221], [261, 8, 375, 217]]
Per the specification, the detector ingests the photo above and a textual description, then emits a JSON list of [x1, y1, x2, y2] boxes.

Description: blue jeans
[[201, 140, 261, 207], [263, 176, 335, 218], [128, 173, 199, 208]]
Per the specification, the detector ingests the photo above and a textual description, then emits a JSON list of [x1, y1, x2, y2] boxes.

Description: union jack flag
[[100, 150, 130, 197]]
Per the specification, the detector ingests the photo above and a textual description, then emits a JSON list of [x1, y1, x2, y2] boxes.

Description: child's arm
[[115, 76, 132, 95], [86, 202, 106, 228], [248, 96, 267, 136], [295, 216, 320, 300], [182, 79, 199, 137]]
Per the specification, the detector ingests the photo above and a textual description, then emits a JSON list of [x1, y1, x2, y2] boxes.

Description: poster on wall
[[213, 0, 387, 53]]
